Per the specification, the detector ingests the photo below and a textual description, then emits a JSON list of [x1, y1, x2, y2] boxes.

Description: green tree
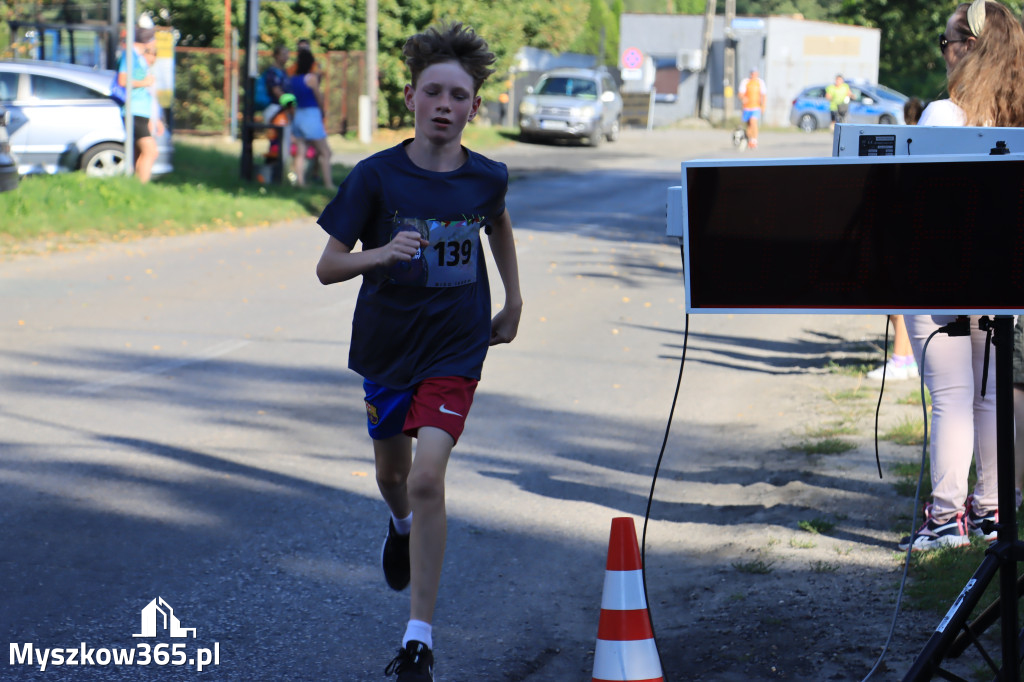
[[833, 0, 1020, 99], [371, 0, 585, 127], [834, 0, 951, 100], [9, 0, 585, 128], [736, 0, 842, 20], [570, 0, 619, 66]]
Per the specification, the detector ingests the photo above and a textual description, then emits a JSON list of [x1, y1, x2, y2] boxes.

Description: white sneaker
[[867, 358, 919, 381]]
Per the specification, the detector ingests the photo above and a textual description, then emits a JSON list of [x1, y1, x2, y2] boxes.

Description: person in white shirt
[[900, 0, 1024, 552]]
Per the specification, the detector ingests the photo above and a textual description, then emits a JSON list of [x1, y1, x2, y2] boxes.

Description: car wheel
[[606, 117, 620, 142], [80, 142, 126, 177], [879, 114, 896, 125], [797, 114, 817, 133], [586, 130, 602, 147]]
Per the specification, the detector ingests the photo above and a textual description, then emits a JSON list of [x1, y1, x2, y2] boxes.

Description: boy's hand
[[382, 230, 429, 266], [489, 304, 521, 345]]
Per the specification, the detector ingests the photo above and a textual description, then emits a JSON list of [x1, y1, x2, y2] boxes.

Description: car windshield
[[869, 83, 909, 102], [537, 77, 598, 99]]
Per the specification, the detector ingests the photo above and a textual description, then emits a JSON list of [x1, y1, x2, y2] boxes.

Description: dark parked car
[[789, 82, 908, 132], [0, 59, 172, 177]]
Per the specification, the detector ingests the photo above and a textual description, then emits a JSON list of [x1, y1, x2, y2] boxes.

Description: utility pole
[[363, 0, 377, 142], [124, 0, 135, 176], [695, 0, 715, 119], [723, 0, 735, 121]]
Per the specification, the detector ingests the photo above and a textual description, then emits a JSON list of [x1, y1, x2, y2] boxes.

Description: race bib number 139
[[389, 218, 481, 288]]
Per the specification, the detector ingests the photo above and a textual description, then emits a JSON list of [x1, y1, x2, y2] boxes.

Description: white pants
[[904, 315, 1002, 521]]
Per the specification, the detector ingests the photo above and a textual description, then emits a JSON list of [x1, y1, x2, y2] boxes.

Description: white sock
[[402, 619, 432, 650], [392, 512, 413, 536]]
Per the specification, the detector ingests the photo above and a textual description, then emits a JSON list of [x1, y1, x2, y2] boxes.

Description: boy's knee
[[407, 471, 444, 504], [376, 469, 407, 490]]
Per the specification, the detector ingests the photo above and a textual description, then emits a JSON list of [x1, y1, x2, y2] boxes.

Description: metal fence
[[172, 47, 365, 136]]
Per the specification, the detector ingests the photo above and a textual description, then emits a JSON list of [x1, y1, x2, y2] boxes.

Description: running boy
[[314, 22, 522, 682]]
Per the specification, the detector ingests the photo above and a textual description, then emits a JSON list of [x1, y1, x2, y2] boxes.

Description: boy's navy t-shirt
[[317, 141, 509, 391]]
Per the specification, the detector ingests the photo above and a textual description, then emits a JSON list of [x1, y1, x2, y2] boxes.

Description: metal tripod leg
[[903, 316, 1021, 682], [948, 573, 1024, 658], [902, 553, 1002, 681]]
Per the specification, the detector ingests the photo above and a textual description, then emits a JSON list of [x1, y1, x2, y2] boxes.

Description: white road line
[[69, 339, 252, 395]]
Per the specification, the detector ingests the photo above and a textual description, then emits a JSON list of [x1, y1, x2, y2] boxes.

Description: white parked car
[[0, 59, 173, 176]]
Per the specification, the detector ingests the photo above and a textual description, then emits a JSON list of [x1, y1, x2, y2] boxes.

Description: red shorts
[[403, 376, 478, 444], [364, 376, 478, 445]]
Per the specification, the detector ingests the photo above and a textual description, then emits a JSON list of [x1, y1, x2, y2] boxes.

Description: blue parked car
[[789, 82, 908, 132]]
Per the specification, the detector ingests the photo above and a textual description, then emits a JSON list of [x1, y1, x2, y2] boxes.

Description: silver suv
[[518, 68, 622, 147]]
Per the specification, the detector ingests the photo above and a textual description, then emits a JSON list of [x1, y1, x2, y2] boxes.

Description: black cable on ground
[[861, 328, 940, 681], [638, 243, 690, 682], [872, 316, 892, 479]]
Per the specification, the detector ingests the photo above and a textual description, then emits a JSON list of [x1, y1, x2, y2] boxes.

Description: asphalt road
[[0, 127, 899, 681]]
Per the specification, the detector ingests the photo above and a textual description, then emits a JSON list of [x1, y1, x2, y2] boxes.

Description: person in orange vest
[[738, 69, 766, 149]]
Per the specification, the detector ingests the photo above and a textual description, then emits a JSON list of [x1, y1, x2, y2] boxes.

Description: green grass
[[0, 141, 341, 254], [0, 124, 515, 255], [733, 557, 775, 574], [825, 359, 875, 377], [883, 415, 927, 446], [826, 387, 872, 402], [798, 518, 836, 534], [897, 387, 932, 407], [888, 458, 1024, 623], [904, 536, 1024, 618], [789, 438, 857, 455], [890, 459, 929, 498]]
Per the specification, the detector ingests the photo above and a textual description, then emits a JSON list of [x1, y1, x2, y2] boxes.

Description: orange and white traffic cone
[[592, 517, 664, 682]]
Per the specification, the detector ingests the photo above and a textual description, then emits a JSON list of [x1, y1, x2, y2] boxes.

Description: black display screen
[[682, 156, 1024, 313]]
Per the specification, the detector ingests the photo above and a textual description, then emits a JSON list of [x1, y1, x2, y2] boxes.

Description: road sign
[[621, 47, 643, 70]]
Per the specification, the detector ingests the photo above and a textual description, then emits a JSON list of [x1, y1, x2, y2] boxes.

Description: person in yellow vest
[[738, 69, 766, 149], [825, 74, 852, 131]]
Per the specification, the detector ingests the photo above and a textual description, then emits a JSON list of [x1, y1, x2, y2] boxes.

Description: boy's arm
[[316, 232, 427, 285], [486, 209, 523, 345]]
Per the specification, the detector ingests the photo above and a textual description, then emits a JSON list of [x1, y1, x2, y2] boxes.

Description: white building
[[618, 13, 881, 128]]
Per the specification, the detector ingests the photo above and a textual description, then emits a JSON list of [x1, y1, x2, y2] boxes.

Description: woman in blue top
[[288, 48, 333, 188], [116, 26, 163, 182]]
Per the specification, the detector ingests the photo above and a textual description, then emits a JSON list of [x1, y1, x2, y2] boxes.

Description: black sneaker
[[381, 518, 410, 591], [384, 641, 433, 681], [898, 504, 969, 551], [966, 495, 999, 542]]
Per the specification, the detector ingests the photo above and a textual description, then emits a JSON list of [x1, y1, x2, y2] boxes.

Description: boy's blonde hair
[[403, 22, 496, 93]]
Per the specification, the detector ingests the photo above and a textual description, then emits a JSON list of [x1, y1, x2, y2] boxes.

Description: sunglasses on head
[[939, 33, 967, 53]]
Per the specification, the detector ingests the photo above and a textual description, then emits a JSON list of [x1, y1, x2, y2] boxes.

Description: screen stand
[[903, 315, 1022, 682]]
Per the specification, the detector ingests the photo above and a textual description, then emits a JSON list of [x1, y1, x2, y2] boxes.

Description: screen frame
[[832, 123, 1024, 158], [681, 153, 1024, 314]]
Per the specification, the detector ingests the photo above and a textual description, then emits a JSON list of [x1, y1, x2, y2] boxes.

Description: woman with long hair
[[899, 0, 1024, 551]]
